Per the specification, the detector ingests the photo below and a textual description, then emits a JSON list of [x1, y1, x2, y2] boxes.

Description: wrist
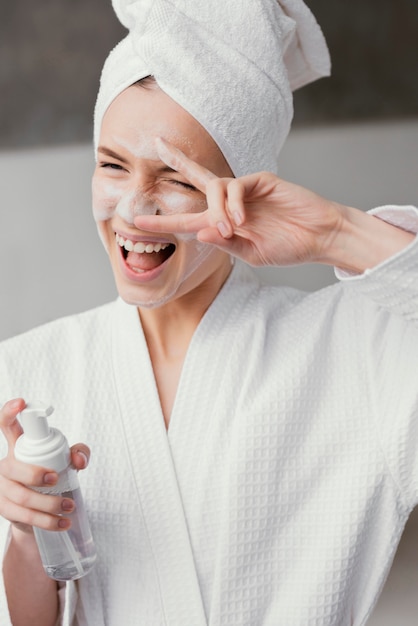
[[10, 523, 38, 554], [319, 205, 415, 273]]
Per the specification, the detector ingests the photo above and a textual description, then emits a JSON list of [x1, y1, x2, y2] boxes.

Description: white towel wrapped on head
[[94, 0, 330, 176]]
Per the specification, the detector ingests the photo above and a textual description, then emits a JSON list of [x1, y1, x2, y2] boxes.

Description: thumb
[[197, 228, 253, 262], [70, 444, 91, 471], [0, 398, 25, 450]]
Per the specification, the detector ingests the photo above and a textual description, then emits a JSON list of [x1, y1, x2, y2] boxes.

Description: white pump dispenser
[[15, 402, 96, 581]]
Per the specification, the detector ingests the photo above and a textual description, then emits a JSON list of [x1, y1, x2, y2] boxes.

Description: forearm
[[3, 526, 59, 626], [320, 204, 415, 273]]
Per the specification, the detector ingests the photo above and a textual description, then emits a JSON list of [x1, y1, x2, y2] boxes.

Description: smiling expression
[[92, 83, 233, 309]]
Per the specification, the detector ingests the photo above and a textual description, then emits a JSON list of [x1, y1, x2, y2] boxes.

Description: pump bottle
[[14, 402, 96, 581]]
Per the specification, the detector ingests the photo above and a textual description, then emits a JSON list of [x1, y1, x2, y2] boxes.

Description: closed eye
[[100, 162, 124, 171], [169, 179, 197, 191]]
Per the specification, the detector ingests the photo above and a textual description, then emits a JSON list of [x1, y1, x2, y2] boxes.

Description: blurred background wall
[[1, 0, 417, 148], [0, 1, 417, 624]]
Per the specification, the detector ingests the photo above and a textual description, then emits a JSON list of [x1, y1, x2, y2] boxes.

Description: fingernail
[[233, 211, 243, 226], [62, 499, 75, 512], [75, 450, 88, 468], [217, 221, 230, 238], [9, 399, 23, 411], [44, 472, 58, 485], [58, 518, 71, 529]]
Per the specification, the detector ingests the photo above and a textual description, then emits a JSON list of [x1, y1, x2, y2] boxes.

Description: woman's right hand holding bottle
[[0, 398, 89, 535], [0, 399, 91, 625]]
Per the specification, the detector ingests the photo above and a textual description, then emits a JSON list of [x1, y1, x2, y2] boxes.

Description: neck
[[138, 258, 232, 360]]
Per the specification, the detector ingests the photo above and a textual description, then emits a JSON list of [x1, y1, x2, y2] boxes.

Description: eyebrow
[[97, 146, 129, 164], [97, 145, 177, 174]]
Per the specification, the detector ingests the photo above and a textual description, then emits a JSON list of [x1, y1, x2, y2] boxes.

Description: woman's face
[[92, 84, 233, 309]]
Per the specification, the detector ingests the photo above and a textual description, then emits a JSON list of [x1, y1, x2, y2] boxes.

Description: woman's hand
[[0, 398, 90, 534], [135, 138, 414, 273]]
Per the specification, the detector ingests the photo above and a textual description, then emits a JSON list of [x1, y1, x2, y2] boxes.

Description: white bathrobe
[[1, 206, 418, 625]]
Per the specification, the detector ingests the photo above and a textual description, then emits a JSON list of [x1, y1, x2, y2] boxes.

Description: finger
[[0, 495, 72, 531], [156, 137, 218, 193], [70, 444, 90, 471], [135, 209, 210, 235], [0, 456, 58, 488], [225, 178, 247, 226], [224, 171, 280, 223], [0, 477, 75, 518], [229, 171, 279, 196], [197, 228, 257, 264], [205, 178, 234, 238], [0, 398, 26, 449]]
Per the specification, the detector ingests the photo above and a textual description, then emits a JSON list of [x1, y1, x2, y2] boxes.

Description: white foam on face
[[92, 140, 208, 240], [92, 149, 216, 306], [92, 97, 223, 306], [134, 240, 217, 309], [92, 178, 121, 222], [93, 179, 206, 239], [115, 190, 160, 223]]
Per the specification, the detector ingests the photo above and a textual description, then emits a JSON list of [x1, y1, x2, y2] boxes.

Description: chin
[[113, 274, 182, 309]]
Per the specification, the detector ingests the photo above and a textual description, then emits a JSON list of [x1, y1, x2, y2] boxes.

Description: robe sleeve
[[335, 205, 418, 326], [335, 205, 418, 509], [367, 307, 418, 510]]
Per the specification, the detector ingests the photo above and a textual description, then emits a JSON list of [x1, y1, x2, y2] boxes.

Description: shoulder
[[0, 300, 120, 408], [0, 300, 117, 363], [232, 265, 412, 356], [239, 268, 347, 325]]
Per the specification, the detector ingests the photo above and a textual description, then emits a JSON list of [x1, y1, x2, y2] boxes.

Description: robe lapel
[[111, 298, 207, 626]]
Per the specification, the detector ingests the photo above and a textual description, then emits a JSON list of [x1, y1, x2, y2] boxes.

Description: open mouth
[[115, 233, 176, 273]]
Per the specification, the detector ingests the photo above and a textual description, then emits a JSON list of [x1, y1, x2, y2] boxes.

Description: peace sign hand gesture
[[135, 138, 413, 273]]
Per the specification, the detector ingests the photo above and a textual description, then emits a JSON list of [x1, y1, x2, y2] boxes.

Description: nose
[[115, 188, 159, 224]]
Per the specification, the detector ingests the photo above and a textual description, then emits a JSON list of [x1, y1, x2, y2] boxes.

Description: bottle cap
[[15, 401, 70, 471], [18, 402, 54, 440]]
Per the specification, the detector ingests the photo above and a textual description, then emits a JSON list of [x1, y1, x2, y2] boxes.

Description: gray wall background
[[0, 0, 417, 149]]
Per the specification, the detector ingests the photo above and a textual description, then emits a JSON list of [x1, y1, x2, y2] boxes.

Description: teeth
[[115, 234, 170, 254], [134, 242, 146, 253]]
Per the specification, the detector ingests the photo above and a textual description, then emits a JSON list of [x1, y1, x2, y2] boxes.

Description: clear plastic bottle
[[14, 402, 96, 581]]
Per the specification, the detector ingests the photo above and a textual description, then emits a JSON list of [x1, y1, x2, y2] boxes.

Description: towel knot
[[112, 0, 155, 35]]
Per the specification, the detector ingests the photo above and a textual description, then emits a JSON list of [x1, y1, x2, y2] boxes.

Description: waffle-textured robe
[[1, 206, 418, 625]]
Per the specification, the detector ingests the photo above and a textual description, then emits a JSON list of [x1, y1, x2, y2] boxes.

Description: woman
[[0, 1, 417, 624]]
